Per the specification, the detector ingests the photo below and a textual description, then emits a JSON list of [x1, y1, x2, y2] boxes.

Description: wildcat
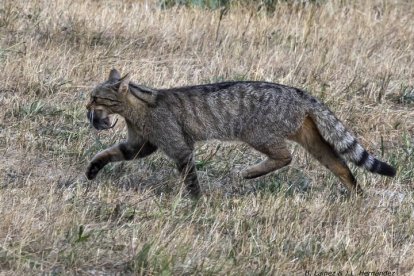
[[86, 69, 396, 197]]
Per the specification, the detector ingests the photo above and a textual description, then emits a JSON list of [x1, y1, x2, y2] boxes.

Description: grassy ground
[[1, 0, 414, 274]]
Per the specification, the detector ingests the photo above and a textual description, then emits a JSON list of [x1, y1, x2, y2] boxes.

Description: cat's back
[[152, 81, 310, 140]]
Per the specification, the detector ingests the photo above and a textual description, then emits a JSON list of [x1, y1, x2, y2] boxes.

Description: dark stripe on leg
[[119, 143, 134, 160], [176, 156, 200, 197], [96, 158, 107, 169]]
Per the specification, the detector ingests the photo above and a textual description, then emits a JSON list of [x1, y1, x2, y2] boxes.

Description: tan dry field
[[0, 0, 414, 274]]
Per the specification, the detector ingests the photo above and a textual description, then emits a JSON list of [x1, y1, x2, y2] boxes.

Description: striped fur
[[85, 69, 396, 197], [309, 101, 396, 177]]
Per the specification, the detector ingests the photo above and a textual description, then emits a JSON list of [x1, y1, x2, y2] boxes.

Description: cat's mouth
[[87, 111, 118, 130]]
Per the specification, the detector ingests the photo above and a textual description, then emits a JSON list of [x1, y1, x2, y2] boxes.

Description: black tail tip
[[378, 162, 396, 177]]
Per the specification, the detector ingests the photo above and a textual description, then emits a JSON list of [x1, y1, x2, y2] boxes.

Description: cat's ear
[[108, 69, 121, 82], [118, 73, 130, 94]]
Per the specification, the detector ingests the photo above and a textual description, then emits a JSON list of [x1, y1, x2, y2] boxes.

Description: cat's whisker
[[109, 118, 118, 128]]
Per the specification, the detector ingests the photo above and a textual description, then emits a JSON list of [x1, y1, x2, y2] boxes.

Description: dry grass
[[1, 0, 414, 274]]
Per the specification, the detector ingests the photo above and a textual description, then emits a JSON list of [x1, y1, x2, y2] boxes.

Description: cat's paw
[[86, 162, 100, 180]]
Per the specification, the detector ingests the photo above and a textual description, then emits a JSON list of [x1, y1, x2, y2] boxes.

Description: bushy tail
[[309, 104, 396, 177]]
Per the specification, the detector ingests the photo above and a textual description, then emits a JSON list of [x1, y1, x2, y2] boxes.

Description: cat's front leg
[[86, 141, 157, 180]]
